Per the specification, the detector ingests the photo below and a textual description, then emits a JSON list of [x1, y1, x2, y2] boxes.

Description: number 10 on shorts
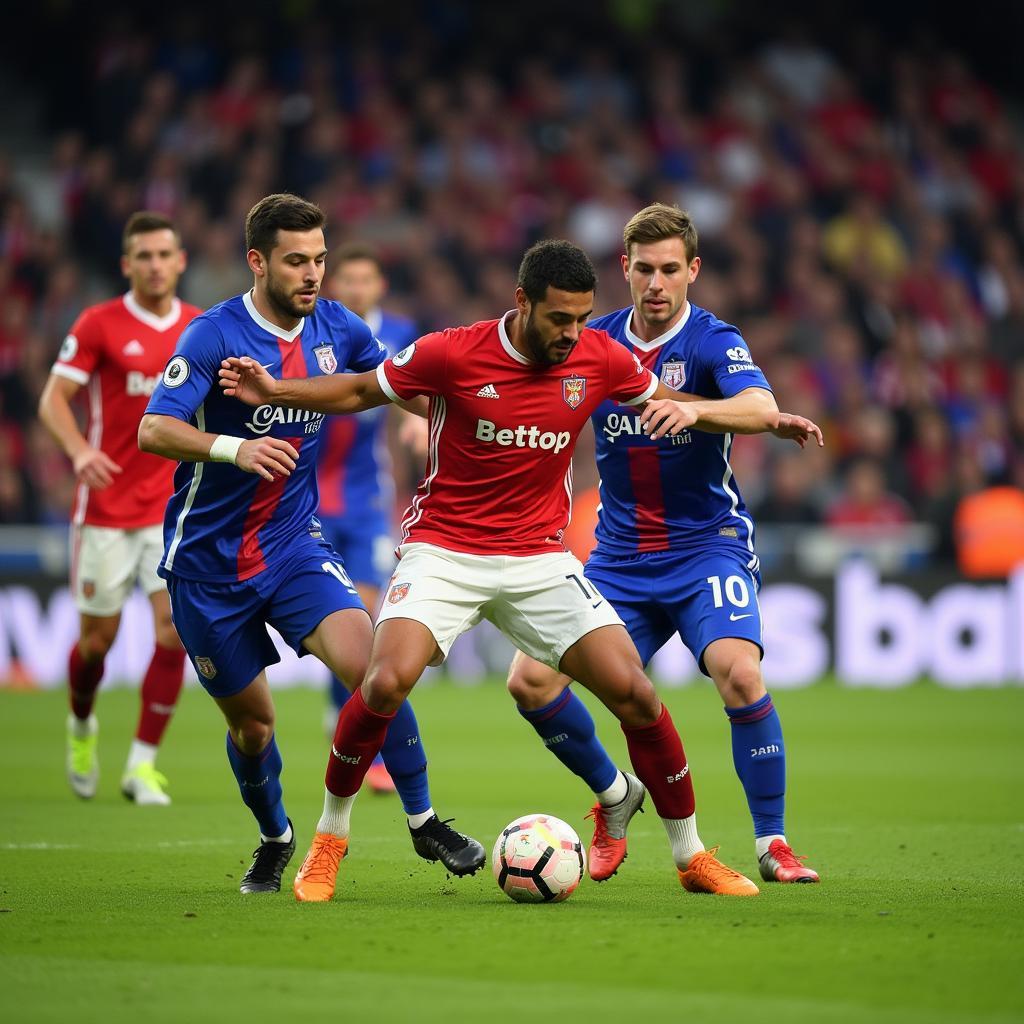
[[322, 560, 357, 594], [706, 574, 750, 608]]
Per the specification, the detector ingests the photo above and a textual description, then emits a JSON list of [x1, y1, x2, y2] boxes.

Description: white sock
[[596, 770, 628, 806], [260, 821, 293, 845], [317, 789, 357, 838], [125, 740, 157, 773], [756, 834, 785, 859], [70, 714, 96, 739], [407, 807, 435, 830], [662, 813, 704, 868]]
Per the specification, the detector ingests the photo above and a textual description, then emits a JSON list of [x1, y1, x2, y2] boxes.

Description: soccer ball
[[492, 813, 586, 903]]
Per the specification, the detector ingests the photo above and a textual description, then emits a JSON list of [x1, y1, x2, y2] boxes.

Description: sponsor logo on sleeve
[[312, 343, 337, 374], [726, 363, 761, 374], [726, 345, 752, 362], [59, 335, 78, 362], [162, 356, 190, 388], [392, 344, 415, 367]]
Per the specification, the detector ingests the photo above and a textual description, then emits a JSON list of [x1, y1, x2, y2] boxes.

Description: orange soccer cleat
[[293, 832, 349, 902], [678, 846, 760, 896], [365, 760, 397, 794], [759, 838, 820, 883], [585, 772, 646, 882]]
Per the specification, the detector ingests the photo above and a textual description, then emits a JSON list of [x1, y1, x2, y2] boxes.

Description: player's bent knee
[[363, 663, 416, 713], [233, 717, 274, 755], [506, 656, 561, 708], [719, 660, 765, 707], [605, 669, 661, 727], [78, 631, 116, 663]]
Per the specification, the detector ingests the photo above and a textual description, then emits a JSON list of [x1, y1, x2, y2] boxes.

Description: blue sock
[[225, 731, 288, 838], [331, 676, 387, 772], [725, 693, 786, 838], [329, 673, 349, 710], [518, 687, 618, 794], [379, 699, 431, 816]]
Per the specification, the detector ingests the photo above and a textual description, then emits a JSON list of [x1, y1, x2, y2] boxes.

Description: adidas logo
[[122, 339, 145, 356], [476, 383, 500, 399]]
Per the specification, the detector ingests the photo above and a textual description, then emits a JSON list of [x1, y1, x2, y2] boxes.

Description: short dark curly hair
[[516, 240, 597, 303], [245, 193, 325, 257]]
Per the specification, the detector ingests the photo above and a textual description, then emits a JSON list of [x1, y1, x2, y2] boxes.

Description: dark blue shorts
[[318, 516, 395, 589], [585, 547, 763, 676], [167, 540, 366, 698]]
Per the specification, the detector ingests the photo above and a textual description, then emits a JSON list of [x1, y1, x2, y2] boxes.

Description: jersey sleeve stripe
[[620, 371, 659, 406], [376, 362, 400, 402], [51, 364, 90, 386]]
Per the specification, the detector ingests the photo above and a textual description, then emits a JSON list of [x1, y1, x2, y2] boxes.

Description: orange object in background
[[954, 485, 1024, 577], [563, 486, 601, 563]]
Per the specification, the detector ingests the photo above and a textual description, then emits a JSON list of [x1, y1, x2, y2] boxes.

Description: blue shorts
[[167, 539, 367, 698], [585, 547, 763, 676], [318, 516, 395, 589]]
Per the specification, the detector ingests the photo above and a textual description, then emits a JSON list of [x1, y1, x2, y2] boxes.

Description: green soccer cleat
[[66, 713, 99, 799], [121, 762, 172, 806]]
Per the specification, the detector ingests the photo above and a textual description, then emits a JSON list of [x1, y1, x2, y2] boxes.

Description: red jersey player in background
[[38, 212, 201, 806], [221, 240, 769, 901]]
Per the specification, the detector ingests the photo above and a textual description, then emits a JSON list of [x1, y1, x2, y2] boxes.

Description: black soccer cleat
[[410, 815, 486, 876], [239, 819, 296, 894]]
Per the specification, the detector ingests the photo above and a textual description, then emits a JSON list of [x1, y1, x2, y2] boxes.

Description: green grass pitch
[[1, 679, 1022, 1023]]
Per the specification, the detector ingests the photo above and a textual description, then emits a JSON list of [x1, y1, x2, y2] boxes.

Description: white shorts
[[71, 523, 166, 616], [376, 543, 624, 670]]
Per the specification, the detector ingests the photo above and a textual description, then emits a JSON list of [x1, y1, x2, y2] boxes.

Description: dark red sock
[[621, 704, 696, 819], [325, 688, 395, 797], [135, 644, 186, 745], [68, 645, 104, 720]]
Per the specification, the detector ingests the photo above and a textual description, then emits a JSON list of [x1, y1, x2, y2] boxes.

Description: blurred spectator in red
[[827, 458, 913, 527]]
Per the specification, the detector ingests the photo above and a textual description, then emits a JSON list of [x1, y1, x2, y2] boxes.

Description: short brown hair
[[245, 193, 325, 257], [333, 242, 383, 271], [623, 203, 698, 263], [122, 211, 178, 253]]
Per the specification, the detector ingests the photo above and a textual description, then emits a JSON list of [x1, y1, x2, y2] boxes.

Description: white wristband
[[208, 435, 245, 465]]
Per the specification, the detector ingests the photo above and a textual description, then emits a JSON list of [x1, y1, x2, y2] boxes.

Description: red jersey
[[376, 313, 658, 556], [52, 293, 202, 528]]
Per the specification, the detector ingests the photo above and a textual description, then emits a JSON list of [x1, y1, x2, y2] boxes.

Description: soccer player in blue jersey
[[317, 244, 419, 792], [138, 193, 484, 894], [507, 203, 824, 885]]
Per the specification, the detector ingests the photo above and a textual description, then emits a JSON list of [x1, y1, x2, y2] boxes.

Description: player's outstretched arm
[[138, 413, 298, 482], [218, 357, 390, 414], [641, 384, 780, 439], [773, 412, 825, 448]]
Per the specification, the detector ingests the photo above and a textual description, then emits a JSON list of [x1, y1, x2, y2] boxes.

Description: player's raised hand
[[219, 357, 279, 406], [72, 447, 123, 489], [639, 398, 699, 440], [235, 438, 300, 481], [773, 412, 824, 449]]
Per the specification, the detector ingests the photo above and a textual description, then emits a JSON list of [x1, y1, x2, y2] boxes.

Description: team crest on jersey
[[561, 375, 586, 409], [195, 657, 217, 680], [313, 344, 337, 374], [661, 360, 686, 389], [387, 582, 411, 604]]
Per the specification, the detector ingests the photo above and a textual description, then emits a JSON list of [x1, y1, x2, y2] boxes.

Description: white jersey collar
[[243, 290, 304, 342], [625, 301, 692, 352], [498, 310, 533, 365], [123, 292, 182, 333]]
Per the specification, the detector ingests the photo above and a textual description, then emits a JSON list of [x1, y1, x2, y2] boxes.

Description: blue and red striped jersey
[[316, 309, 417, 524], [588, 302, 771, 568], [146, 290, 387, 582]]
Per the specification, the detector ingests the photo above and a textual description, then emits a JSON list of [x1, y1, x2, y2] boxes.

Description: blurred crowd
[[0, 7, 1020, 570]]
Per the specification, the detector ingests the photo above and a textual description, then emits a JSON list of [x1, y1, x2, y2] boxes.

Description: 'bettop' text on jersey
[[52, 294, 202, 528], [376, 313, 658, 556], [588, 302, 771, 568], [146, 291, 387, 582]]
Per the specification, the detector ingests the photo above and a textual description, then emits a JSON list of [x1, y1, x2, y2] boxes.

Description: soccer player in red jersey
[[38, 212, 200, 806], [221, 240, 765, 900]]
